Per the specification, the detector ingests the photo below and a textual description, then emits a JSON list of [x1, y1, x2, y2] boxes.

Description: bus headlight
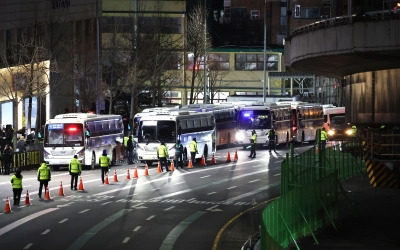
[[328, 130, 335, 136], [345, 129, 353, 136], [236, 131, 245, 141]]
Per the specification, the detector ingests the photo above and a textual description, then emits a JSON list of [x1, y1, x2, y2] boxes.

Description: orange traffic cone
[[126, 169, 131, 180], [58, 181, 65, 196], [157, 161, 162, 173], [24, 190, 31, 205], [133, 166, 139, 178], [187, 158, 193, 168], [44, 186, 51, 200], [234, 149, 238, 161], [78, 177, 85, 190], [113, 169, 119, 182], [4, 196, 12, 213], [226, 150, 231, 163], [201, 155, 206, 166], [104, 173, 110, 185], [170, 161, 175, 171], [144, 164, 149, 176], [211, 152, 216, 164]]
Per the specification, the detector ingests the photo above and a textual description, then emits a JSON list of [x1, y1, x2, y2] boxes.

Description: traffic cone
[[157, 161, 162, 173], [170, 161, 175, 171], [234, 149, 238, 161], [201, 155, 206, 166], [24, 190, 31, 205], [58, 181, 65, 196], [187, 158, 193, 168], [113, 169, 119, 182], [133, 166, 139, 178], [78, 177, 84, 190], [44, 186, 51, 200], [126, 169, 131, 180], [144, 164, 149, 176], [211, 152, 216, 164], [226, 150, 231, 163], [104, 173, 110, 185], [4, 196, 12, 213]]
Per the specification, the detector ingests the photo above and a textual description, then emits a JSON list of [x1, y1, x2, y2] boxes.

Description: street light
[[263, 0, 267, 102], [203, 0, 207, 104]]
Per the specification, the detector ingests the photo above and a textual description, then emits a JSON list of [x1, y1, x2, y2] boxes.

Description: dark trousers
[[175, 153, 183, 168], [321, 140, 327, 150], [70, 173, 79, 189], [269, 140, 276, 152], [101, 167, 109, 183], [126, 150, 134, 164], [13, 188, 22, 205], [249, 144, 256, 157], [38, 180, 49, 197], [159, 157, 169, 171], [3, 160, 11, 175], [190, 152, 196, 164]]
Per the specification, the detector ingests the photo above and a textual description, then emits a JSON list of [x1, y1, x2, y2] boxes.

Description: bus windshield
[[138, 120, 176, 143], [237, 110, 272, 130], [45, 123, 84, 147]]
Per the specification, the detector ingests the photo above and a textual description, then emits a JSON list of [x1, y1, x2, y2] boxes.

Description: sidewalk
[[217, 175, 400, 250]]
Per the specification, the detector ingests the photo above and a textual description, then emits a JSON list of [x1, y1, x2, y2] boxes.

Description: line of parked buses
[[41, 99, 348, 170]]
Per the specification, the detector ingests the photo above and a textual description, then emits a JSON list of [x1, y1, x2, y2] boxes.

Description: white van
[[323, 105, 345, 131]]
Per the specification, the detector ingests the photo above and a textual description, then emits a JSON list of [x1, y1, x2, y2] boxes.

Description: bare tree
[[186, 2, 212, 104], [0, 37, 54, 148]]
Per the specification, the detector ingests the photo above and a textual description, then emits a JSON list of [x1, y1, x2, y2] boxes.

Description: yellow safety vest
[[158, 145, 168, 157], [189, 141, 197, 152], [251, 133, 257, 143], [11, 175, 23, 189], [38, 163, 51, 180], [99, 155, 110, 167], [69, 158, 82, 173], [321, 130, 328, 141]]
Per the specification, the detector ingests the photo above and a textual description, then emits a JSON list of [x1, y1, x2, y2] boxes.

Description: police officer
[[99, 150, 111, 184], [249, 130, 257, 158], [37, 161, 51, 198], [189, 138, 198, 164], [126, 135, 134, 164], [321, 127, 328, 150], [11, 168, 23, 205], [174, 139, 184, 168], [157, 142, 169, 172], [267, 128, 276, 153], [69, 155, 82, 190]]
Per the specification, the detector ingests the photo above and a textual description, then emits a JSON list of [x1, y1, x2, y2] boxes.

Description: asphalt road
[[0, 145, 311, 250]]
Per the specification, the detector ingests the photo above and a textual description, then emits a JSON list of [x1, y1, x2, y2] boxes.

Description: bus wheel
[[203, 145, 208, 162], [91, 153, 96, 169]]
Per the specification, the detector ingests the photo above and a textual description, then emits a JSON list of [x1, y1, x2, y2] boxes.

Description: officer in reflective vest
[[69, 155, 82, 190], [99, 150, 111, 184], [321, 127, 328, 150], [37, 161, 51, 197], [189, 138, 198, 165], [157, 142, 169, 172], [11, 168, 23, 205]]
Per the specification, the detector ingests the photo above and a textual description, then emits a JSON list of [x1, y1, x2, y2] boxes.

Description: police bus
[[135, 110, 215, 166], [283, 102, 324, 144], [44, 113, 124, 170], [180, 103, 237, 148], [234, 103, 292, 148]]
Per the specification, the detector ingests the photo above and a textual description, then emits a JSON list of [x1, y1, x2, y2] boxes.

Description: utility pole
[[203, 0, 207, 104]]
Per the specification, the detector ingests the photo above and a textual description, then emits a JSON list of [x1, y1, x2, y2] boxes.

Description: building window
[[250, 10, 260, 20], [231, 7, 247, 19], [165, 54, 182, 70], [208, 53, 230, 71], [235, 53, 279, 71]]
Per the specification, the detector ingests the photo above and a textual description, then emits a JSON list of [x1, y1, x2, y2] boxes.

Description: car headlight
[[345, 129, 353, 136], [236, 131, 245, 141], [328, 130, 335, 136]]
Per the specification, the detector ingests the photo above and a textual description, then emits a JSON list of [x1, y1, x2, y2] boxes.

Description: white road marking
[[122, 237, 130, 243], [133, 226, 141, 232], [248, 179, 260, 183], [164, 206, 175, 211], [207, 192, 216, 195], [59, 219, 69, 223], [41, 229, 51, 235], [146, 215, 155, 221], [79, 209, 90, 214], [23, 243, 33, 249], [227, 186, 236, 190]]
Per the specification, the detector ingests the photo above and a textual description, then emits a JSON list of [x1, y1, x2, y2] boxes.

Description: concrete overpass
[[285, 11, 400, 78]]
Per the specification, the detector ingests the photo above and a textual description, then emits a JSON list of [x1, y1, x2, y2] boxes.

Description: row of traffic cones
[[225, 149, 238, 163]]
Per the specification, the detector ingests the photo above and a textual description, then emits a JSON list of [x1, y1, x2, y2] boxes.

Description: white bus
[[286, 102, 324, 144], [136, 110, 216, 165], [44, 113, 124, 170], [322, 105, 345, 131], [180, 103, 237, 148], [234, 103, 291, 148]]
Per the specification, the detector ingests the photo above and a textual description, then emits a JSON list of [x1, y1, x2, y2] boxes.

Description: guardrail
[[260, 134, 366, 249]]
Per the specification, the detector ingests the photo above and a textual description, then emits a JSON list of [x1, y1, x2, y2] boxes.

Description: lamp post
[[203, 0, 207, 104], [263, 0, 267, 102]]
